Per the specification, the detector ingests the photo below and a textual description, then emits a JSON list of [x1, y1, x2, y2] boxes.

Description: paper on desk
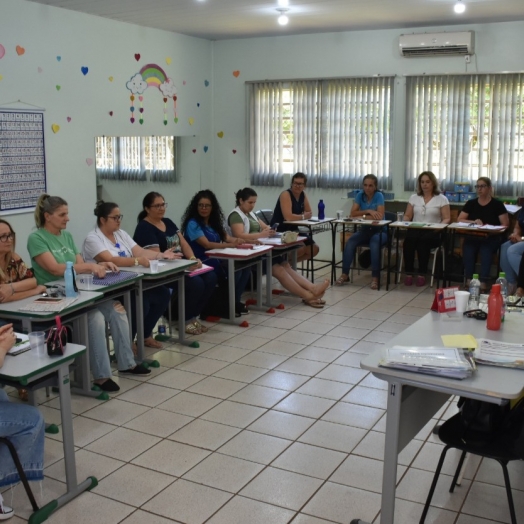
[[441, 334, 477, 349], [475, 338, 524, 367], [505, 204, 522, 214]]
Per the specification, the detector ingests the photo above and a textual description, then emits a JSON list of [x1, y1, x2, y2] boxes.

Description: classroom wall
[[211, 21, 524, 256], [0, 0, 213, 261]]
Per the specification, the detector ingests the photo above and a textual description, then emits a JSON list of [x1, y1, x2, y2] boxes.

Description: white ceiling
[[27, 0, 524, 41]]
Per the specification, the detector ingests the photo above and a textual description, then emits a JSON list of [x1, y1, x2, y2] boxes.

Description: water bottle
[[468, 273, 481, 309], [158, 317, 167, 335], [318, 199, 325, 220], [487, 284, 502, 331], [495, 272, 508, 321], [64, 261, 78, 298]]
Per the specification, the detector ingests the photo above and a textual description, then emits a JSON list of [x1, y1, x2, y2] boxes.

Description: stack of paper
[[379, 346, 475, 379], [475, 339, 524, 369]]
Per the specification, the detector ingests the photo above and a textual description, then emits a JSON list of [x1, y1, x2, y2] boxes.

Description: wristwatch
[[134, 258, 139, 266]]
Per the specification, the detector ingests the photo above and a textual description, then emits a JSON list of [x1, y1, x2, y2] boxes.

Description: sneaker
[[235, 302, 249, 315], [415, 275, 426, 287], [404, 276, 413, 286], [119, 364, 151, 375], [95, 378, 120, 392], [0, 493, 14, 520]]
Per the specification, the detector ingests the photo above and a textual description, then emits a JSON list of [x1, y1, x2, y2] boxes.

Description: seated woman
[[270, 172, 320, 263], [0, 219, 47, 303], [83, 200, 173, 345], [133, 192, 217, 335], [458, 177, 509, 291], [228, 188, 329, 308], [402, 171, 450, 287], [515, 248, 524, 298], [335, 174, 387, 290], [28, 194, 149, 393], [181, 190, 252, 316], [500, 208, 524, 296], [0, 322, 45, 520]]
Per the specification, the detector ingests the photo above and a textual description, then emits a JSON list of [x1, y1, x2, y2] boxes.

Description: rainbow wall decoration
[[126, 63, 178, 125]]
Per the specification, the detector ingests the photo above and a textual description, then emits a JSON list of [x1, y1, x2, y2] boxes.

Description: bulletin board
[[0, 110, 46, 213]]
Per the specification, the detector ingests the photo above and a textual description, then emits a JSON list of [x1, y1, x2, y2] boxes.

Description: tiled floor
[[3, 267, 523, 524]]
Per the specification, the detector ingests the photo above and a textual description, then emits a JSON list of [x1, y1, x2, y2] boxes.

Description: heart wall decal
[[217, 131, 224, 138], [134, 53, 140, 61], [86, 158, 93, 166], [233, 71, 240, 78], [51, 124, 60, 133], [16, 45, 25, 56], [81, 66, 88, 75]]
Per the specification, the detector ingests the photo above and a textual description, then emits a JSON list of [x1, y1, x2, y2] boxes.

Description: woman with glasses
[[133, 192, 217, 335], [270, 172, 320, 263], [458, 177, 509, 290], [402, 171, 450, 286], [27, 194, 148, 393], [335, 174, 387, 290], [0, 219, 46, 303], [83, 200, 173, 347]]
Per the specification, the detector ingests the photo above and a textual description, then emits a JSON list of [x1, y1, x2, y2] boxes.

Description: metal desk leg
[[265, 253, 273, 308], [331, 222, 337, 285], [256, 259, 263, 309], [135, 280, 145, 361], [227, 259, 236, 322]]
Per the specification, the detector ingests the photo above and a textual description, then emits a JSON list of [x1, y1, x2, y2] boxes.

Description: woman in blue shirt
[[335, 174, 386, 290]]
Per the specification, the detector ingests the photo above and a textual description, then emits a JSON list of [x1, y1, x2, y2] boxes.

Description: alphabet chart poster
[[0, 110, 46, 212]]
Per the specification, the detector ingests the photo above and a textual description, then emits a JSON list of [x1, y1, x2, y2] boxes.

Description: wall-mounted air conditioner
[[399, 31, 474, 57]]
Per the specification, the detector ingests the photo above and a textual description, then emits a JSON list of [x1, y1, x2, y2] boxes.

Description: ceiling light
[[277, 0, 289, 7], [454, 1, 466, 14], [277, 8, 289, 25]]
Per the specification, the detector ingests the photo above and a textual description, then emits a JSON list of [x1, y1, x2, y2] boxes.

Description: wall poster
[[0, 110, 46, 213]]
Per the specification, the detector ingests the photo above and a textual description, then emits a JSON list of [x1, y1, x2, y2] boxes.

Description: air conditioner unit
[[399, 31, 474, 57]]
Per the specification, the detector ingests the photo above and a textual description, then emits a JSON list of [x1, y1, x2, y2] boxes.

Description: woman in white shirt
[[402, 172, 450, 286], [83, 201, 176, 349]]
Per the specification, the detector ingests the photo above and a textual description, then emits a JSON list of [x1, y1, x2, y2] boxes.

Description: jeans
[[131, 287, 171, 339], [96, 300, 136, 372], [463, 235, 503, 282], [342, 229, 387, 278], [235, 268, 252, 304], [176, 272, 218, 320], [500, 240, 524, 284], [403, 230, 441, 275], [0, 389, 45, 487]]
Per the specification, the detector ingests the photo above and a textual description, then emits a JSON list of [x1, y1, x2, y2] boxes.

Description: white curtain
[[406, 74, 524, 194]]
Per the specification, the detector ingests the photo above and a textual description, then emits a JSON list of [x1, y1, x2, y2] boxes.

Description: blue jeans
[[342, 229, 387, 278], [463, 235, 503, 282], [171, 272, 218, 321], [131, 287, 171, 339], [500, 240, 524, 284], [0, 389, 45, 487]]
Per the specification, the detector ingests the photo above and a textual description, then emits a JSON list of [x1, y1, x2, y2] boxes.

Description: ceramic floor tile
[[292, 515, 336, 524], [218, 430, 292, 464], [298, 420, 367, 454], [157, 391, 222, 417], [339, 317, 383, 330], [43, 437, 66, 466], [248, 325, 288, 339], [200, 400, 267, 428], [116, 382, 179, 407], [123, 407, 194, 437], [311, 335, 357, 351], [348, 340, 384, 354], [306, 313, 350, 326], [359, 373, 388, 390], [294, 346, 344, 363], [44, 394, 108, 415], [332, 351, 367, 368], [228, 384, 290, 408], [275, 357, 328, 376], [186, 375, 247, 399], [118, 509, 180, 524], [256, 340, 306, 357], [261, 316, 304, 329], [315, 364, 368, 384], [132, 439, 210, 476], [253, 370, 310, 391], [222, 333, 272, 350], [390, 498, 457, 524], [91, 463, 175, 506], [81, 398, 149, 426], [456, 515, 507, 524], [295, 378, 353, 400], [363, 330, 395, 344], [341, 385, 388, 409], [183, 452, 264, 492], [146, 349, 194, 367], [248, 410, 315, 440], [322, 402, 384, 429], [206, 495, 295, 524], [169, 418, 240, 450], [352, 309, 392, 321], [67, 415, 117, 447], [276, 330, 323, 346], [475, 454, 524, 491], [175, 356, 231, 375], [199, 345, 253, 362], [374, 321, 407, 334], [273, 392, 336, 419], [276, 309, 318, 321], [148, 368, 207, 389], [212, 363, 269, 383], [327, 325, 372, 340], [142, 479, 232, 523], [85, 427, 161, 462], [235, 351, 290, 369], [240, 466, 323, 511], [293, 321, 334, 335], [302, 481, 381, 524], [272, 441, 347, 479]]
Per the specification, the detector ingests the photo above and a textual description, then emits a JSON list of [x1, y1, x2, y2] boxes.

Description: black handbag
[[457, 397, 509, 441], [46, 316, 70, 357]]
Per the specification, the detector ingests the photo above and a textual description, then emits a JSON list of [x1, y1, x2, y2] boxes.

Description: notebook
[[8, 333, 31, 355]]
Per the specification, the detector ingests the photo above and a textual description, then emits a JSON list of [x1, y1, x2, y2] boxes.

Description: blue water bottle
[[64, 261, 78, 297], [318, 199, 325, 220]]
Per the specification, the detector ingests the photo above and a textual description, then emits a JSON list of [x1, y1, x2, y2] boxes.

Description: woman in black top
[[457, 177, 509, 289], [270, 173, 319, 263]]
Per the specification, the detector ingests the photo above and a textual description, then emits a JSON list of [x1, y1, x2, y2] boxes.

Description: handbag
[[46, 315, 70, 356], [281, 231, 299, 243], [457, 397, 509, 441]]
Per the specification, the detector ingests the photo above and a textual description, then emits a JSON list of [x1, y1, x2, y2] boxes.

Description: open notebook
[[8, 333, 31, 355]]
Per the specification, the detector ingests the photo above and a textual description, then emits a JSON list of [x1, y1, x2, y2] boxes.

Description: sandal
[[335, 274, 349, 286], [144, 337, 163, 349], [303, 299, 324, 309], [370, 279, 379, 290], [194, 320, 208, 333], [185, 323, 202, 335]]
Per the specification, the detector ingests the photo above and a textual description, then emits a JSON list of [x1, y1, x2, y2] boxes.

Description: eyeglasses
[[475, 184, 488, 189], [0, 233, 15, 243], [107, 215, 123, 221], [198, 203, 212, 209], [150, 203, 168, 209], [293, 182, 306, 187]]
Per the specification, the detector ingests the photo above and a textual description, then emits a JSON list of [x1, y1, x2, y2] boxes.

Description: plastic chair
[[420, 412, 520, 524], [255, 209, 273, 226]]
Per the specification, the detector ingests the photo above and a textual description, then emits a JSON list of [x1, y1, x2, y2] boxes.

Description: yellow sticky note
[[441, 334, 477, 349]]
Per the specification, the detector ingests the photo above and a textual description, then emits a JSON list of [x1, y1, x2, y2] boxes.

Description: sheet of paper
[[441, 334, 477, 349]]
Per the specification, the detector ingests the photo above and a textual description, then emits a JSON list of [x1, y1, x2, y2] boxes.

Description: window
[[95, 136, 176, 182], [406, 74, 524, 195], [249, 78, 393, 189]]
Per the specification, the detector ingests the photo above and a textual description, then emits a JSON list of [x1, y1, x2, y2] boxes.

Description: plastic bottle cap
[[472, 274, 479, 279], [499, 272, 506, 278]]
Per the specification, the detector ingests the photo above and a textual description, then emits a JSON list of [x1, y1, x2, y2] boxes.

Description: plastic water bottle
[[158, 317, 167, 335], [318, 199, 325, 220], [64, 261, 78, 298], [487, 284, 502, 331], [495, 272, 508, 321], [468, 273, 481, 309]]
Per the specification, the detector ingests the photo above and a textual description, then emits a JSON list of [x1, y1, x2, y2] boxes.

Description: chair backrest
[[255, 209, 274, 225], [384, 211, 396, 222]]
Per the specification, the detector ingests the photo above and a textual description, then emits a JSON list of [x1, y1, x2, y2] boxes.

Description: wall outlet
[[465, 55, 471, 63]]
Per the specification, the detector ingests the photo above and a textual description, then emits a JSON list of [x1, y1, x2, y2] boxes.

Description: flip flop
[[303, 299, 324, 309], [144, 337, 163, 349], [335, 274, 349, 286]]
